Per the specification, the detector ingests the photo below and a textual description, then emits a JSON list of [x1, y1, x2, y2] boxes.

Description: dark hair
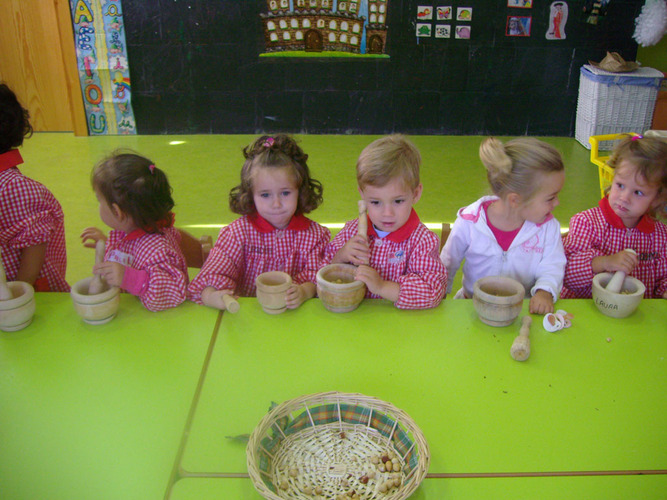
[[92, 150, 175, 233], [229, 134, 323, 215], [0, 83, 33, 154]]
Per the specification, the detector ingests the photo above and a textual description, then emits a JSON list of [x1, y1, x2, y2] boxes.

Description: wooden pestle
[[357, 200, 369, 265], [222, 294, 240, 314], [88, 240, 107, 295], [357, 200, 368, 240], [0, 250, 13, 300], [510, 316, 532, 361], [605, 249, 637, 294]]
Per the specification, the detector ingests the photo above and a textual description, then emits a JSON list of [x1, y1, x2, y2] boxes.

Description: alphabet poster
[[70, 0, 136, 135]]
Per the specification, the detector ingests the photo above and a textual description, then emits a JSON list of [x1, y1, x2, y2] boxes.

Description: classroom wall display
[[259, 0, 389, 56], [415, 3, 471, 40], [120, 0, 646, 136], [506, 15, 531, 36], [546, 1, 568, 40], [508, 0, 532, 7], [70, 0, 136, 135]]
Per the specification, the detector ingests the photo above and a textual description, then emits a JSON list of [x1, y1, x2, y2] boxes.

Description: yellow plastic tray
[[588, 133, 640, 198]]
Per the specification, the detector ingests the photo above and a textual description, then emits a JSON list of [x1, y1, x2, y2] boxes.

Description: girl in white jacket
[[441, 137, 566, 314]]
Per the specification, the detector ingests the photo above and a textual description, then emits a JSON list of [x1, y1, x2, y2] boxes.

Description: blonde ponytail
[[479, 136, 563, 200]]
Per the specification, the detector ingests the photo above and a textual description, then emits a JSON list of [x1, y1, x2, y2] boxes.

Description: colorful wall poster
[[70, 0, 136, 135]]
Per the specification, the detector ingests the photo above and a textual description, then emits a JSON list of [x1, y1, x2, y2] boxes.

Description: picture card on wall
[[457, 7, 473, 21], [546, 1, 567, 39], [508, 0, 532, 7], [437, 6, 453, 20], [455, 25, 471, 38], [417, 6, 433, 20], [435, 24, 451, 38], [506, 16, 531, 36], [416, 23, 432, 37]]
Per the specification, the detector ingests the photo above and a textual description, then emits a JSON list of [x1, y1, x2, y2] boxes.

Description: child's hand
[[285, 282, 315, 309], [93, 261, 125, 288], [593, 251, 637, 275], [81, 227, 107, 249], [529, 289, 554, 315], [333, 235, 370, 266], [201, 287, 237, 310], [354, 265, 399, 302]]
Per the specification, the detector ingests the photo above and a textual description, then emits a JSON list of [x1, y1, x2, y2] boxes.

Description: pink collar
[[599, 196, 654, 233], [248, 212, 311, 233], [0, 149, 23, 173], [367, 209, 421, 243]]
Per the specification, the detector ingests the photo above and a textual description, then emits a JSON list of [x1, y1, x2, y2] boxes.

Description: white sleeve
[[440, 217, 470, 295], [530, 220, 566, 302]]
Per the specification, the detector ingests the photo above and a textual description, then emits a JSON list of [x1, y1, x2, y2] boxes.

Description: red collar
[[367, 209, 421, 243], [0, 149, 23, 173], [599, 196, 654, 233], [124, 228, 148, 241], [248, 212, 311, 233]]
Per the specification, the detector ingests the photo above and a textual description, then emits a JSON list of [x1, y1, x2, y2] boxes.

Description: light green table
[[172, 298, 667, 499], [0, 293, 219, 500], [169, 475, 667, 500]]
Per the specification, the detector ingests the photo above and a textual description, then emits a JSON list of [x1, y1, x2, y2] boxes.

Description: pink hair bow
[[263, 137, 275, 148]]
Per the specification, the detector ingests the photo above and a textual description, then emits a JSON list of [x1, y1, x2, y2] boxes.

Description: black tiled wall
[[123, 0, 641, 135]]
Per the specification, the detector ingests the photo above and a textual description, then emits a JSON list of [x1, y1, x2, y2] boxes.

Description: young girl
[[80, 151, 188, 311], [0, 83, 69, 292], [441, 137, 566, 314], [563, 135, 667, 299], [188, 134, 330, 310]]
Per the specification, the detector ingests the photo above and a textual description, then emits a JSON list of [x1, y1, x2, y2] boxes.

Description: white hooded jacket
[[440, 196, 566, 300]]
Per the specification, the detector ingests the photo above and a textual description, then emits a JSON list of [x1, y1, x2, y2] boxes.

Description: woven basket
[[588, 132, 640, 198], [247, 392, 430, 500]]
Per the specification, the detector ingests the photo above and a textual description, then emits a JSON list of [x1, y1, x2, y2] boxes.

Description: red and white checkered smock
[[187, 213, 331, 302], [562, 197, 667, 298], [104, 226, 188, 311], [323, 209, 447, 309], [0, 150, 69, 292]]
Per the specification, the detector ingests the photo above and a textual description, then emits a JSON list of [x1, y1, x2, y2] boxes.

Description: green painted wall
[[637, 36, 667, 72]]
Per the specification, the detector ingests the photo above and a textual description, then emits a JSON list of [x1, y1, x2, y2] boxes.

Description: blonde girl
[[563, 135, 667, 298], [441, 137, 566, 314], [188, 134, 330, 310], [81, 151, 188, 311]]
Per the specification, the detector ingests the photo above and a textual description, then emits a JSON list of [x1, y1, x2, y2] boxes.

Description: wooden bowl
[[256, 271, 292, 314], [472, 276, 525, 327], [71, 277, 120, 325], [0, 281, 35, 332], [592, 273, 645, 318], [316, 264, 366, 313]]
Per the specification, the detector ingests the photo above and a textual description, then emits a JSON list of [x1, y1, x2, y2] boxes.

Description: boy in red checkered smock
[[80, 152, 188, 311], [323, 134, 446, 309], [563, 135, 667, 299], [0, 84, 69, 292], [188, 134, 330, 310]]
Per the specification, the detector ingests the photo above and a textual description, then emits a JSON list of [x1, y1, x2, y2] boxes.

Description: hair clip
[[148, 164, 156, 174], [263, 137, 275, 148], [631, 135, 643, 141]]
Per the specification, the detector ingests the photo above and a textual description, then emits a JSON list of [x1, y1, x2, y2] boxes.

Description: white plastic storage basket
[[575, 65, 664, 149]]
